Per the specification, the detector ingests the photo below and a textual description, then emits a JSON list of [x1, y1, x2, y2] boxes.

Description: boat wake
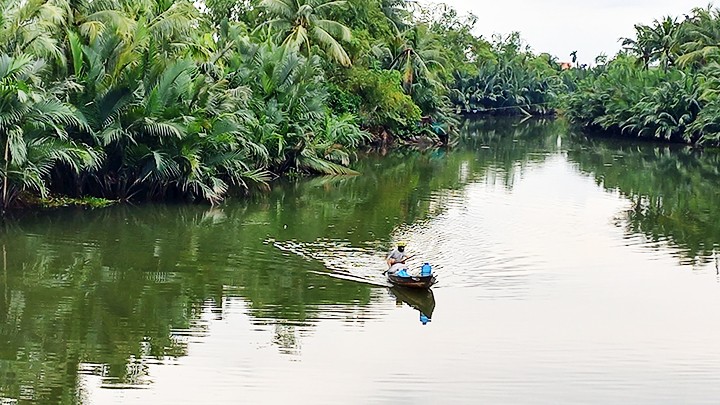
[[270, 238, 391, 287]]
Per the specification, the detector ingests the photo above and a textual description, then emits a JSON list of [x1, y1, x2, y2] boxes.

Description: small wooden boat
[[387, 273, 437, 289]]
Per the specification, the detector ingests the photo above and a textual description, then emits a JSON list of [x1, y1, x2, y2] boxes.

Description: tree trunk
[[2, 135, 9, 216], [2, 243, 7, 310]]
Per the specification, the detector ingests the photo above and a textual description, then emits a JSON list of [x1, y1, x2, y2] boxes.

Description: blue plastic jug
[[421, 263, 432, 276]]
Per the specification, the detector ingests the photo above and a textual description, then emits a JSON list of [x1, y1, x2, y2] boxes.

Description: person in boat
[[386, 241, 413, 275]]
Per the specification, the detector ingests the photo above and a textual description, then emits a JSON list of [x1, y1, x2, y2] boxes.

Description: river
[[2, 118, 720, 404]]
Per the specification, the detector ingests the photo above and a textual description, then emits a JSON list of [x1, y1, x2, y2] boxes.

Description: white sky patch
[[430, 0, 706, 64]]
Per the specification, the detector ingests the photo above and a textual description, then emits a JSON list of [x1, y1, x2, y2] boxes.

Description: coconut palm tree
[[379, 0, 411, 33], [257, 0, 353, 66], [570, 50, 578, 66], [622, 27, 654, 70], [389, 24, 445, 94], [676, 6, 720, 68], [650, 16, 681, 70], [622, 17, 679, 71]]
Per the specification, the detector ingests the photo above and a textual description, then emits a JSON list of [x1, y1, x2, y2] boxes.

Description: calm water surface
[[2, 118, 720, 404]]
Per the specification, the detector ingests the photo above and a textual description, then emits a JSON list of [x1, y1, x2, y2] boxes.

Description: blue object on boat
[[420, 313, 431, 325], [395, 269, 411, 277], [421, 263, 432, 276]]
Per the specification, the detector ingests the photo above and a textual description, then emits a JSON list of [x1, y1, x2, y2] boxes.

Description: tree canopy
[[5, 0, 720, 211]]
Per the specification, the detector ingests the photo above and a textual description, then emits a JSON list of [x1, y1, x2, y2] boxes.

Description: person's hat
[[397, 241, 407, 247]]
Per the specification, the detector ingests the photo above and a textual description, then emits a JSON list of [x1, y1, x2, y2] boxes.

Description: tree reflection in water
[[567, 135, 720, 265]]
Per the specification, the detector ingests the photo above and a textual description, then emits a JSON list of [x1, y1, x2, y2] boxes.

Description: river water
[[2, 118, 720, 404]]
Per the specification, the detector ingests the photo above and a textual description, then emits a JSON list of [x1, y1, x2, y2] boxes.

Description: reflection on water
[[2, 118, 720, 403], [390, 287, 435, 325], [566, 136, 720, 265]]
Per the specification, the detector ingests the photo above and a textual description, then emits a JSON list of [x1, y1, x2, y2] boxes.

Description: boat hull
[[387, 273, 437, 289]]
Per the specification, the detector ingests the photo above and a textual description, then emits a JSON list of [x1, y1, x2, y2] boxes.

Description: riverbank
[[3, 130, 449, 214]]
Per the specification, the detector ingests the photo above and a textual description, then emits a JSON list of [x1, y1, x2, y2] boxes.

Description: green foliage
[[326, 0, 399, 59], [204, 0, 255, 26], [345, 67, 422, 134], [326, 81, 362, 114], [256, 0, 353, 66], [0, 52, 101, 211], [37, 195, 116, 207], [2, 0, 584, 209], [451, 33, 566, 116], [564, 4, 720, 146], [564, 56, 701, 142]]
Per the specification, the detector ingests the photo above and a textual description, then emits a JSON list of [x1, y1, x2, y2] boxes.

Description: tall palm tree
[[650, 16, 680, 70], [389, 24, 445, 94], [621, 26, 654, 69], [622, 17, 679, 71], [257, 0, 353, 66], [622, 17, 680, 71], [379, 0, 411, 33], [676, 6, 720, 68]]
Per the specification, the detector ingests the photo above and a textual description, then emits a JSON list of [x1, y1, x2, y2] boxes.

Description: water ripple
[[272, 238, 390, 286]]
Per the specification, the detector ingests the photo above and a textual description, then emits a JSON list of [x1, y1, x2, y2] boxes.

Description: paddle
[[383, 254, 416, 275], [396, 254, 415, 264]]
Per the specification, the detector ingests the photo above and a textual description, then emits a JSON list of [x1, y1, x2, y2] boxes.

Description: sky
[[436, 0, 708, 64]]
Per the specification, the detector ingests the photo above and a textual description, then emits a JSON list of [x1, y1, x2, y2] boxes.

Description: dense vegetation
[[1, 0, 589, 212], [450, 32, 577, 116], [563, 5, 720, 146], [2, 2, 291, 209], [5, 0, 720, 212]]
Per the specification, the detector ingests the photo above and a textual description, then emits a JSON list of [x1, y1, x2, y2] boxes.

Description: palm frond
[[297, 149, 359, 175], [259, 0, 296, 19], [139, 120, 185, 139], [311, 26, 351, 66]]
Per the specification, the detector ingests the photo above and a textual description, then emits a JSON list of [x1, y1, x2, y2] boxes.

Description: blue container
[[396, 269, 410, 277], [421, 263, 432, 276]]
